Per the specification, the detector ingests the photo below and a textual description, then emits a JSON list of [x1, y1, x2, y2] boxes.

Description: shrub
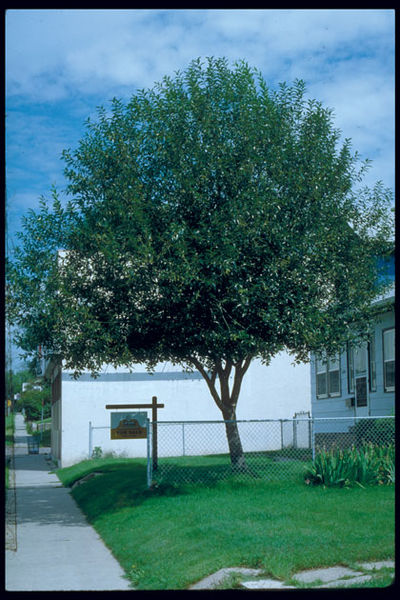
[[92, 446, 103, 459], [304, 443, 395, 488], [19, 387, 51, 422], [40, 429, 51, 447]]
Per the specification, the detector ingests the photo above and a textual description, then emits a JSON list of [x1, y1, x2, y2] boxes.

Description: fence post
[[280, 420, 283, 450], [146, 418, 152, 488], [311, 418, 315, 461], [88, 421, 93, 459], [152, 396, 158, 471], [182, 423, 185, 456]]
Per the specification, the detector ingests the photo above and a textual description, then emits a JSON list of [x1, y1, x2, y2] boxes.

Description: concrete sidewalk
[[6, 414, 131, 591]]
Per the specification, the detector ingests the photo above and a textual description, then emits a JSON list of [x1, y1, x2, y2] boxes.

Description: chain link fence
[[151, 416, 395, 486], [87, 416, 394, 487]]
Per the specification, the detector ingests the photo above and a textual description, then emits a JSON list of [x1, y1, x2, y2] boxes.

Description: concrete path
[[6, 413, 132, 591]]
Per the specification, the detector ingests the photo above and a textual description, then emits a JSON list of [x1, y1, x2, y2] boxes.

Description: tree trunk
[[222, 406, 248, 472], [190, 356, 253, 474]]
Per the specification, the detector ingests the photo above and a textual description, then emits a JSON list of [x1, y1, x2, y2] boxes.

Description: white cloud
[[6, 9, 394, 102], [7, 9, 394, 137], [304, 55, 394, 190], [6, 8, 395, 213]]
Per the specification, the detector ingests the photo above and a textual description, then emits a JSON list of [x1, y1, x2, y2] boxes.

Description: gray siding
[[311, 307, 395, 418]]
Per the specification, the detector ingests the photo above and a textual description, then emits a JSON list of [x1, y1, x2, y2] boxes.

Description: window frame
[[347, 343, 354, 394], [347, 339, 377, 394], [368, 336, 377, 392], [316, 352, 341, 399], [382, 327, 395, 393]]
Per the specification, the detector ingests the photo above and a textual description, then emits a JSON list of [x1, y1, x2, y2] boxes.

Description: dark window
[[368, 337, 376, 392], [355, 376, 368, 407], [316, 356, 327, 398], [347, 343, 354, 393], [348, 339, 376, 394], [383, 328, 395, 392], [316, 352, 341, 398]]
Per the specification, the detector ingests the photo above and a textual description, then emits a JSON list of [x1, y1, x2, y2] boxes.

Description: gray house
[[311, 252, 395, 421], [309, 267, 394, 448]]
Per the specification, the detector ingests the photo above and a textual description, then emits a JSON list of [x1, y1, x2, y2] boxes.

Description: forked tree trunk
[[191, 356, 252, 473]]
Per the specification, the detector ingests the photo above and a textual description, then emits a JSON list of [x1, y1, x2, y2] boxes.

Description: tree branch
[[215, 361, 232, 412], [190, 357, 224, 412], [222, 359, 233, 379], [231, 355, 253, 406], [242, 355, 252, 376]]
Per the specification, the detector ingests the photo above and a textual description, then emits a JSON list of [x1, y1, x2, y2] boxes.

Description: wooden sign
[[106, 397, 164, 470], [110, 411, 148, 439]]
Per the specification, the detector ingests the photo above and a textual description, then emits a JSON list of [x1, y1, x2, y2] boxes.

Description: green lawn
[[5, 414, 14, 446], [57, 456, 395, 590], [152, 450, 311, 486]]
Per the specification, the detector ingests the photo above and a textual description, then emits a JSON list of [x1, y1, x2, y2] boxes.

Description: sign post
[[146, 418, 152, 488], [151, 396, 159, 471], [106, 397, 164, 472]]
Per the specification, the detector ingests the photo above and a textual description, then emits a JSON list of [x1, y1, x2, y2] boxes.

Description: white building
[[44, 354, 310, 467], [22, 382, 42, 392]]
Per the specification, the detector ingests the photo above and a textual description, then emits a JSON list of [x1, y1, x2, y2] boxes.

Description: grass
[[153, 450, 310, 486], [57, 455, 394, 590], [39, 416, 52, 424], [5, 414, 14, 446]]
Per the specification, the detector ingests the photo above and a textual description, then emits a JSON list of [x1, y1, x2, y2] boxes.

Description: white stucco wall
[[59, 354, 310, 467]]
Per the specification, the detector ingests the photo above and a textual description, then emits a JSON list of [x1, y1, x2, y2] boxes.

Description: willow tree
[[9, 58, 393, 471]]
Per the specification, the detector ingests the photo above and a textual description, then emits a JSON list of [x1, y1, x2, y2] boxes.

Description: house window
[[347, 339, 376, 393], [368, 336, 376, 392], [316, 352, 341, 398], [383, 328, 395, 392], [347, 343, 354, 393], [316, 356, 328, 398]]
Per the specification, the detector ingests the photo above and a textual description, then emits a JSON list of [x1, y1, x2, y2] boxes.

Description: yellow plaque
[[110, 412, 147, 439]]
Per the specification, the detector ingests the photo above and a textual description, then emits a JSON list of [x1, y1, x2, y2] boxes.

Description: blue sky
[[5, 8, 395, 368]]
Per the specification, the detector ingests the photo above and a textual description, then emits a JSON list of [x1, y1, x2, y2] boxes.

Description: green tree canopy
[[8, 57, 394, 469]]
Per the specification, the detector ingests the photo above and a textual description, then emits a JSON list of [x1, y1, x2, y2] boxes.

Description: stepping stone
[[189, 567, 262, 589], [320, 575, 373, 588], [241, 580, 295, 589], [293, 566, 363, 584], [358, 561, 394, 571]]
